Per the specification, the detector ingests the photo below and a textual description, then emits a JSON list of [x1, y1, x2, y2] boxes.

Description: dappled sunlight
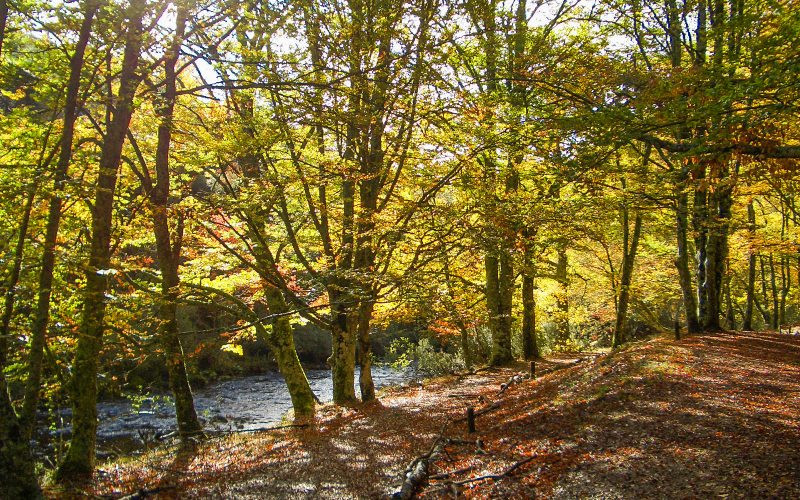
[[72, 332, 800, 498]]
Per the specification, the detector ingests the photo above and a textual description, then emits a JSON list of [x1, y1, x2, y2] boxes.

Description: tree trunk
[[555, 244, 570, 344], [262, 284, 315, 417], [443, 255, 472, 368], [0, 0, 8, 58], [702, 167, 732, 331], [357, 300, 375, 402], [330, 1, 360, 400], [0, 187, 41, 496], [742, 202, 756, 330], [329, 288, 357, 404], [521, 269, 538, 360], [724, 274, 735, 330], [351, 0, 391, 402], [759, 255, 771, 325], [675, 168, 701, 333], [521, 235, 538, 360], [769, 254, 778, 330], [492, 248, 514, 364], [692, 163, 709, 329], [485, 252, 504, 365], [0, 372, 41, 498], [460, 325, 472, 369], [22, 0, 99, 438], [779, 256, 790, 329], [613, 210, 643, 348], [148, 3, 202, 440], [55, 0, 145, 481]]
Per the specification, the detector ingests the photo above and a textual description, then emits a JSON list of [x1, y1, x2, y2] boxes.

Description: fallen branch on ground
[[390, 424, 450, 499], [427, 455, 539, 495]]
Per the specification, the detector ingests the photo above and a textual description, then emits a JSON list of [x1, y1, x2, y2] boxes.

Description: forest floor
[[55, 331, 800, 499]]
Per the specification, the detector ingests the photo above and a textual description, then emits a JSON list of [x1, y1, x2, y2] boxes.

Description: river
[[39, 366, 416, 460]]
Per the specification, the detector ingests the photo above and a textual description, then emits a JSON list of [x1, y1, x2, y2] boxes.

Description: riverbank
[[35, 366, 416, 465], [51, 331, 800, 498]]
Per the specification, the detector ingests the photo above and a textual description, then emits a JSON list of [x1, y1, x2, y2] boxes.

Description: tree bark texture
[[56, 0, 146, 480]]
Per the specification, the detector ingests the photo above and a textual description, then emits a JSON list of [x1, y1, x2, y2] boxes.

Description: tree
[[145, 0, 203, 439], [56, 0, 147, 480]]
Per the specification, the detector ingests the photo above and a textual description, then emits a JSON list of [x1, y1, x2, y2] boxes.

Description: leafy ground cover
[[55, 331, 800, 498]]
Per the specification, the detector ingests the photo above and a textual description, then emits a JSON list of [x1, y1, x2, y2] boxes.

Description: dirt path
[[80, 332, 800, 499]]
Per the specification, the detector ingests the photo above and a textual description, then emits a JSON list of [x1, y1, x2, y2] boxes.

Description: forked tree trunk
[[702, 167, 732, 331], [613, 207, 643, 348], [22, 0, 99, 438], [55, 0, 145, 481]]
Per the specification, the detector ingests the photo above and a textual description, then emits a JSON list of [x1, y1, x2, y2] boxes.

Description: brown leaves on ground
[[68, 332, 800, 499]]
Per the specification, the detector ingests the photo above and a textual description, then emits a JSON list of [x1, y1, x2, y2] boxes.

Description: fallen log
[[391, 436, 447, 499]]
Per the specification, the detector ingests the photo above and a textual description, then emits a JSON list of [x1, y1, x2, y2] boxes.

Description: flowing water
[[39, 366, 416, 460]]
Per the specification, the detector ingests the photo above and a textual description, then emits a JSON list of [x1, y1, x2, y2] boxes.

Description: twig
[[429, 455, 539, 494]]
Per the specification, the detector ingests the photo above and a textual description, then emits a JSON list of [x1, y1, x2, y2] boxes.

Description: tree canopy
[[0, 0, 798, 492]]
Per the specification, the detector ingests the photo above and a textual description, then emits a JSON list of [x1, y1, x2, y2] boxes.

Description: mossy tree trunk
[[0, 371, 40, 498], [613, 196, 643, 348], [21, 0, 99, 438], [357, 300, 375, 402], [148, 2, 202, 440], [329, 287, 357, 404], [0, 152, 37, 499], [262, 284, 315, 417], [55, 0, 145, 481]]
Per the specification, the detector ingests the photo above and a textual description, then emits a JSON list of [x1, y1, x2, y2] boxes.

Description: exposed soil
[[56, 331, 800, 499]]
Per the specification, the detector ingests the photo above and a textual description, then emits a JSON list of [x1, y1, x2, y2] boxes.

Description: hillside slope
[[417, 332, 800, 498], [81, 332, 800, 499]]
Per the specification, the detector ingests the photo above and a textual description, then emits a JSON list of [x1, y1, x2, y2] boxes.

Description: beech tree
[[0, 0, 798, 487], [56, 0, 148, 480]]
